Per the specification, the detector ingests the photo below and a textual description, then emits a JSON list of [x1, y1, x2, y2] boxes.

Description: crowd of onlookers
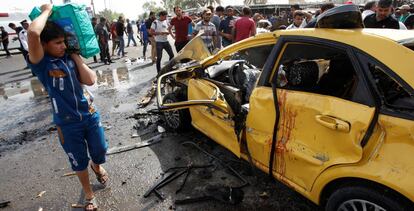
[[2, 0, 413, 74], [95, 0, 412, 72]]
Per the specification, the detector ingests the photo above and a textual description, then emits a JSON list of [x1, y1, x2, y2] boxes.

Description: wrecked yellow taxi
[[156, 25, 414, 211]]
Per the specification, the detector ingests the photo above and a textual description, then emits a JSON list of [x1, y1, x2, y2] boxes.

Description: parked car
[[157, 6, 414, 211]]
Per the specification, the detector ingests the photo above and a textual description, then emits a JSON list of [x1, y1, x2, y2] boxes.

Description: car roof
[[269, 28, 414, 87]]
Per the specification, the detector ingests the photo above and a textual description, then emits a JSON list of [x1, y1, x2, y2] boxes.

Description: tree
[[142, 1, 165, 15], [161, 0, 222, 11], [97, 9, 124, 22]]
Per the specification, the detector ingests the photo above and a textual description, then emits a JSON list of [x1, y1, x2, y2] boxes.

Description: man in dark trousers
[[91, 17, 99, 63], [126, 19, 137, 47], [9, 22, 29, 69], [146, 12, 157, 63], [364, 0, 405, 29], [95, 17, 112, 65], [169, 6, 192, 52], [116, 16, 126, 57], [0, 26, 11, 58]]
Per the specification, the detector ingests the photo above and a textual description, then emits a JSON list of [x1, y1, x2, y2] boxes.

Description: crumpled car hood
[[159, 30, 211, 75]]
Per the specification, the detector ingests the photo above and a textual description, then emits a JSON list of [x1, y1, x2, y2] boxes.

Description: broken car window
[[274, 43, 358, 101], [368, 64, 414, 112]]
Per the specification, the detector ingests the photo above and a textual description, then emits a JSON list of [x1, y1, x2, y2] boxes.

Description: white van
[[0, 12, 30, 52]]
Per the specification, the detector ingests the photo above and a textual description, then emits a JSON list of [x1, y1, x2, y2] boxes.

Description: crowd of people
[[3, 2, 410, 210], [86, 0, 413, 73]]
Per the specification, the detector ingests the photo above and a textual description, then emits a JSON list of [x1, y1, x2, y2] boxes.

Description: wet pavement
[[0, 42, 318, 210]]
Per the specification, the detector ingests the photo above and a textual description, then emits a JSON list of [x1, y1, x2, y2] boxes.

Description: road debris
[[175, 185, 244, 205], [259, 191, 270, 199], [106, 134, 162, 155], [0, 200, 11, 208], [182, 141, 249, 188], [38, 207, 43, 211], [71, 204, 84, 208], [157, 126, 166, 133], [36, 191, 46, 198], [62, 172, 77, 177], [137, 82, 157, 108], [144, 163, 214, 200]]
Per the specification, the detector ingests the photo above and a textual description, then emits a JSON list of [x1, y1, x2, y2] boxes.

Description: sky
[[0, 0, 292, 19]]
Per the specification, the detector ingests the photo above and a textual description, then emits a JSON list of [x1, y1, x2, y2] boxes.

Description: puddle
[[0, 79, 47, 102]]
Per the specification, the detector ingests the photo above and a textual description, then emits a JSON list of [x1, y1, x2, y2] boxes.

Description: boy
[[27, 4, 108, 211]]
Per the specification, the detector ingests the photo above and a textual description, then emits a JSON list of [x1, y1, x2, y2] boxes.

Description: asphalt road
[[0, 40, 319, 210]]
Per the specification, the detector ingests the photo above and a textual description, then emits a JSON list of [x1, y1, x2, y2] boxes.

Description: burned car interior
[[275, 43, 358, 101], [199, 45, 275, 114]]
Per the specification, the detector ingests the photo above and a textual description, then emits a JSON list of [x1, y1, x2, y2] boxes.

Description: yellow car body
[[157, 29, 414, 210]]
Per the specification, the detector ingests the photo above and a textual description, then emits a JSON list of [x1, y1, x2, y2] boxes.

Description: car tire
[[325, 186, 409, 211], [162, 92, 191, 131]]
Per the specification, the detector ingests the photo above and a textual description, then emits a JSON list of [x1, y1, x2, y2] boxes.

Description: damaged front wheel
[[162, 93, 191, 131]]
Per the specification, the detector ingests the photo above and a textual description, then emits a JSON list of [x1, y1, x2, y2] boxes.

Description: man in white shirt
[[362, 1, 377, 20], [150, 10, 174, 74]]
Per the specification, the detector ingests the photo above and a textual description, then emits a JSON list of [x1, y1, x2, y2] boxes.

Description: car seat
[[286, 61, 319, 92], [317, 58, 355, 98]]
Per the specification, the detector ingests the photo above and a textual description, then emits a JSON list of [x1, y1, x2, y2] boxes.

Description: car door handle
[[315, 115, 350, 133]]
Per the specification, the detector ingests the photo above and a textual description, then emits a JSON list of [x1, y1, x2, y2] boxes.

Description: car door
[[245, 37, 376, 191]]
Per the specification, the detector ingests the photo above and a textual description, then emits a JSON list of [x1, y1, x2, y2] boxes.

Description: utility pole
[[91, 0, 96, 16]]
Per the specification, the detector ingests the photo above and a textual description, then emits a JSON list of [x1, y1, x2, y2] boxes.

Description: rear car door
[[247, 37, 376, 191]]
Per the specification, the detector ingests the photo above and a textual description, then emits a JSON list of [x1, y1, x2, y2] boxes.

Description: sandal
[[90, 165, 109, 186], [84, 197, 98, 211]]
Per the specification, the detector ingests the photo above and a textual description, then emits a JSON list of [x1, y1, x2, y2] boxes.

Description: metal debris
[[62, 172, 77, 177], [71, 204, 84, 208], [157, 126, 166, 133], [175, 186, 244, 205], [137, 82, 157, 108], [106, 134, 162, 155], [0, 200, 11, 208], [144, 163, 214, 200], [182, 141, 249, 188], [36, 191, 46, 198]]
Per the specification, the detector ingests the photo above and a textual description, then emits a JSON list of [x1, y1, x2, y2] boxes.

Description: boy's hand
[[40, 4, 53, 15]]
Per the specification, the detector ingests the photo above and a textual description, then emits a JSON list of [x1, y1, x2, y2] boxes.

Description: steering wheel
[[228, 61, 250, 88]]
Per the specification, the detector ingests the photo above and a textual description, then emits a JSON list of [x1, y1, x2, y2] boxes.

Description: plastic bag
[[29, 3, 100, 58]]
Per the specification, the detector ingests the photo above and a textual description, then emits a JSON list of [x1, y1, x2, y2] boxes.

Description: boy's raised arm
[[28, 4, 53, 64]]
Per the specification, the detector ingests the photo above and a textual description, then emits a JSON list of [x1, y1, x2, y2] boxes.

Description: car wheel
[[325, 186, 408, 211], [162, 93, 191, 131]]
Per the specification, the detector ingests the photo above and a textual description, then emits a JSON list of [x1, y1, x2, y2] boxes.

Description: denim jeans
[[156, 41, 174, 73], [142, 39, 148, 58], [127, 33, 137, 46], [117, 35, 125, 56]]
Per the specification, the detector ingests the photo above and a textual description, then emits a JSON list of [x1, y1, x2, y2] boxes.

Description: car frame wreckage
[[156, 5, 414, 211]]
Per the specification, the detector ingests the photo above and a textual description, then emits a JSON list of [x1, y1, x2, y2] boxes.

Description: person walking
[[110, 19, 119, 56], [91, 17, 99, 63], [140, 20, 150, 59], [233, 7, 256, 43], [116, 16, 126, 57], [126, 19, 137, 47], [27, 4, 109, 211], [150, 10, 174, 74], [193, 9, 217, 52], [95, 17, 112, 65], [146, 12, 157, 63], [169, 6, 192, 52], [0, 26, 11, 58]]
